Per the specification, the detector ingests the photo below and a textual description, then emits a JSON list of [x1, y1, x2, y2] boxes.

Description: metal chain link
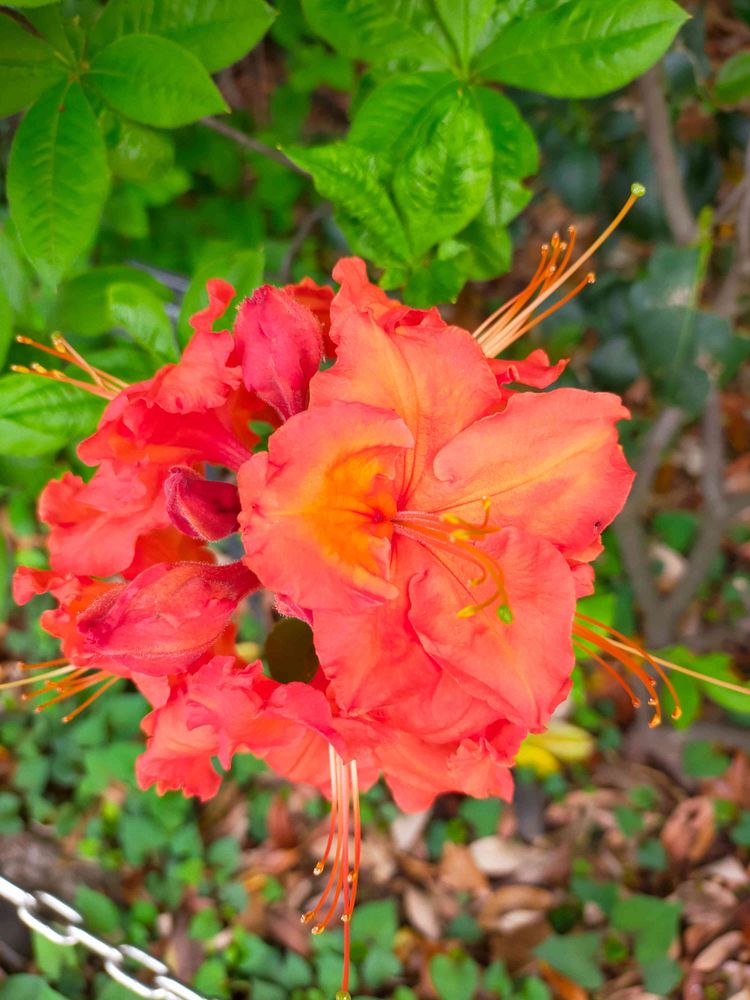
[[0, 874, 211, 1000]]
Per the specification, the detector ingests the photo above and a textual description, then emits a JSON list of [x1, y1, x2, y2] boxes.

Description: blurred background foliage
[[1, 0, 750, 997]]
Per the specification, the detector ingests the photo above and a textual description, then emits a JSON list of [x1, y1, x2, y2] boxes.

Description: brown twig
[[277, 202, 331, 283], [616, 68, 750, 650], [200, 117, 310, 177], [714, 134, 750, 321], [637, 64, 697, 246]]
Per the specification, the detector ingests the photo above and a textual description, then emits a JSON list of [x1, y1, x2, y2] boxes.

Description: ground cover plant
[[1, 1, 750, 998]]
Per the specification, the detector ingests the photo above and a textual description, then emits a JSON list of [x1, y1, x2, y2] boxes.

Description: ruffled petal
[[239, 401, 413, 611], [406, 527, 576, 729], [428, 387, 634, 561]]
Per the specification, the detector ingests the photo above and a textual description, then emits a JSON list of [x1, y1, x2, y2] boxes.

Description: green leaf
[[0, 282, 12, 371], [50, 265, 172, 338], [404, 255, 467, 306], [18, 6, 78, 64], [74, 886, 121, 935], [642, 956, 682, 995], [682, 740, 731, 779], [534, 932, 604, 990], [393, 89, 492, 258], [91, 0, 276, 73], [7, 82, 109, 286], [474, 86, 539, 177], [348, 72, 456, 176], [715, 52, 750, 104], [3, 1, 62, 7], [0, 14, 67, 117], [477, 0, 689, 98], [0, 977, 67, 1000], [286, 143, 411, 267], [432, 0, 496, 69], [611, 895, 681, 965], [429, 951, 480, 1000], [177, 245, 264, 347], [351, 899, 398, 949], [108, 283, 177, 362], [301, 0, 448, 66], [88, 34, 228, 128], [0, 375, 104, 456], [104, 115, 175, 183]]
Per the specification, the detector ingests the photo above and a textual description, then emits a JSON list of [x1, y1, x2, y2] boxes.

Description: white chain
[[0, 874, 211, 1000]]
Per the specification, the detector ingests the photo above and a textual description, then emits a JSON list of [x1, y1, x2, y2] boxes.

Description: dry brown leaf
[[661, 796, 716, 863], [403, 886, 441, 940], [391, 810, 431, 853], [438, 842, 488, 893], [469, 836, 569, 883], [692, 930, 743, 971]]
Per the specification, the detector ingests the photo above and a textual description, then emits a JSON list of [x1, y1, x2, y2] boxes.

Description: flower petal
[[235, 285, 323, 420], [239, 401, 413, 611], [429, 387, 634, 561], [407, 527, 576, 729]]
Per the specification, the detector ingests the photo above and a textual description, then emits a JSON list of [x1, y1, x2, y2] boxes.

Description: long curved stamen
[[1, 660, 119, 722], [605, 638, 750, 701], [574, 622, 664, 726], [314, 744, 340, 875], [572, 638, 642, 708], [301, 751, 359, 1000], [475, 184, 645, 358], [12, 334, 126, 399], [0, 663, 76, 691], [393, 505, 512, 620], [576, 612, 682, 718]]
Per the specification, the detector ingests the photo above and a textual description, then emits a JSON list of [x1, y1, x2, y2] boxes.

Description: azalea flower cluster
[[8, 187, 696, 997]]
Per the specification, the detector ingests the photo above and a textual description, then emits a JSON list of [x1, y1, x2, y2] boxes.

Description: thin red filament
[[301, 749, 361, 1000]]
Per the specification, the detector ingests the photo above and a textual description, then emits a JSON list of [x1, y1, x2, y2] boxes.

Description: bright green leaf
[[90, 0, 276, 73], [429, 951, 480, 1000], [103, 115, 175, 183], [89, 34, 228, 128], [534, 932, 604, 990], [7, 82, 109, 286], [477, 0, 689, 98], [432, 0, 496, 69], [0, 283, 12, 371], [393, 90, 493, 258], [286, 143, 411, 267], [108, 283, 177, 362], [3, 1, 62, 7], [715, 52, 750, 104], [74, 886, 121, 936], [301, 0, 448, 66], [0, 14, 67, 117], [474, 86, 539, 177], [0, 375, 104, 456], [0, 975, 66, 1000], [348, 72, 456, 176]]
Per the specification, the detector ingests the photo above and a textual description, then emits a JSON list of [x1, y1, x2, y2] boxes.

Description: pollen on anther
[[313, 862, 324, 875], [301, 911, 315, 924], [311, 924, 324, 935]]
